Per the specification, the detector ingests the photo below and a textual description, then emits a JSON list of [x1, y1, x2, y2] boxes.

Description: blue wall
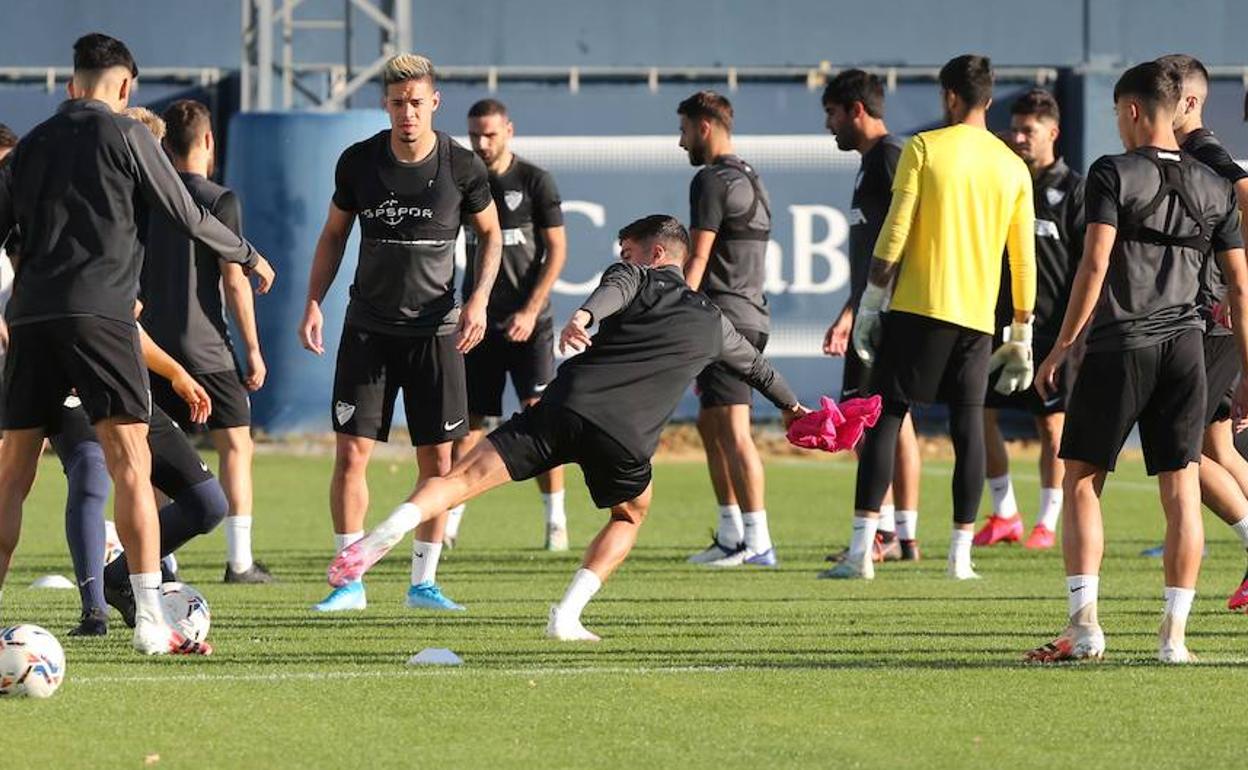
[[4, 0, 1247, 68]]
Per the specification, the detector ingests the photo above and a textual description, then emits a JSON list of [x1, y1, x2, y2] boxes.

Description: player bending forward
[[1026, 62, 1248, 664], [328, 215, 806, 640]]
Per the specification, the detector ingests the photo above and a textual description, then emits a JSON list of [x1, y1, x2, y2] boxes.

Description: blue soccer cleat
[[1140, 544, 1165, 558], [405, 581, 466, 612], [313, 580, 367, 612]]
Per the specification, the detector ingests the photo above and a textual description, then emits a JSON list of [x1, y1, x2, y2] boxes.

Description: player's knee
[[611, 506, 647, 527], [333, 443, 371, 478], [179, 479, 229, 535]]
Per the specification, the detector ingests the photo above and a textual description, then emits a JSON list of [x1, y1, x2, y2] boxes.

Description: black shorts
[[697, 328, 769, 408], [840, 343, 871, 401], [1204, 333, 1239, 425], [331, 324, 468, 445], [465, 321, 556, 417], [1060, 329, 1205, 475], [2, 317, 150, 432], [152, 368, 251, 432], [983, 339, 1074, 416], [488, 401, 651, 509], [50, 402, 213, 498], [871, 312, 991, 407]]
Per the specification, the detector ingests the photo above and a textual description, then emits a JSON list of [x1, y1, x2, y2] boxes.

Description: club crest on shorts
[[334, 401, 356, 426], [504, 190, 524, 211], [1045, 187, 1065, 206]]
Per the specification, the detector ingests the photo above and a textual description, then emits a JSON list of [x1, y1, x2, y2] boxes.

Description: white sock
[[445, 504, 466, 539], [948, 528, 973, 567], [1067, 574, 1099, 620], [376, 503, 423, 545], [987, 474, 1018, 518], [1163, 586, 1195, 627], [742, 510, 773, 553], [716, 504, 744, 547], [895, 510, 918, 541], [1231, 517, 1248, 549], [1037, 488, 1062, 531], [556, 568, 602, 621], [877, 504, 896, 534], [334, 531, 364, 553], [849, 515, 879, 558], [225, 515, 254, 573], [130, 572, 165, 626], [411, 539, 443, 586], [543, 491, 567, 529]]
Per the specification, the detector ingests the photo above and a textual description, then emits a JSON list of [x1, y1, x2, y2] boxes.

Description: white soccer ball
[[161, 582, 211, 643], [0, 624, 66, 699], [103, 520, 124, 566]]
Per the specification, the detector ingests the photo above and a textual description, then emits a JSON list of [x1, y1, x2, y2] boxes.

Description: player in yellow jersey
[[825, 54, 1036, 580]]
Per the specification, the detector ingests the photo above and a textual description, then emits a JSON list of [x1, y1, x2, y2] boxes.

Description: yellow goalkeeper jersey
[[873, 123, 1037, 335]]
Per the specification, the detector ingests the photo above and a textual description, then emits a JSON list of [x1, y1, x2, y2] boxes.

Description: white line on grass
[[71, 665, 746, 686]]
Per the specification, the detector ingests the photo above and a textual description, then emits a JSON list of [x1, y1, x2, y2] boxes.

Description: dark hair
[[0, 123, 17, 149], [1113, 61, 1181, 116], [822, 69, 885, 119], [939, 54, 993, 108], [617, 214, 690, 259], [1156, 53, 1209, 86], [73, 33, 137, 77], [468, 98, 508, 119], [677, 91, 734, 133], [1011, 88, 1061, 124], [162, 100, 212, 158]]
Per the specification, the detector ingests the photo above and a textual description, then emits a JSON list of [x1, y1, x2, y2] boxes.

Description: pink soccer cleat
[[1227, 569, 1248, 612], [973, 514, 1024, 547], [327, 531, 402, 587], [1024, 524, 1056, 550]]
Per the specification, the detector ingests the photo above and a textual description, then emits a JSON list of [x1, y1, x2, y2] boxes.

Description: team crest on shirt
[[1045, 187, 1065, 206], [335, 401, 356, 426], [504, 190, 524, 211]]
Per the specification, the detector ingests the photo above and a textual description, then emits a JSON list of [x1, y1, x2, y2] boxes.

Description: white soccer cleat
[[818, 552, 875, 580], [545, 606, 600, 642], [545, 523, 569, 552], [132, 621, 213, 656], [687, 534, 744, 564], [1025, 625, 1106, 663], [1159, 613, 1195, 663], [947, 559, 981, 580]]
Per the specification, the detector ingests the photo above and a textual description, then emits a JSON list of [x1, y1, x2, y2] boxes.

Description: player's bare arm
[[683, 228, 716, 290], [1036, 222, 1115, 399], [508, 224, 567, 342], [823, 302, 854, 356], [1216, 243, 1248, 429], [299, 202, 355, 355], [220, 261, 265, 390], [137, 323, 211, 424], [460, 200, 503, 353]]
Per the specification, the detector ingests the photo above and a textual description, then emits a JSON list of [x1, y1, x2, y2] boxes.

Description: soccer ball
[[103, 519, 124, 566], [161, 582, 211, 643], [0, 625, 66, 699]]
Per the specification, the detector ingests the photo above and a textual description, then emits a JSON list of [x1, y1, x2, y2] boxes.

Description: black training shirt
[[994, 158, 1086, 344], [1183, 128, 1248, 337], [462, 154, 563, 329], [689, 154, 772, 332], [848, 135, 904, 310], [141, 173, 243, 374], [542, 262, 797, 460], [0, 99, 258, 327], [333, 130, 492, 336], [1084, 147, 1242, 353]]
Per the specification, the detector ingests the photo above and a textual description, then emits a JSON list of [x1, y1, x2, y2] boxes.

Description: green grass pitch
[[2, 450, 1247, 769]]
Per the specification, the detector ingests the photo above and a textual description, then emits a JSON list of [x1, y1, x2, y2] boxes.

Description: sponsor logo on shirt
[[1157, 151, 1182, 162], [848, 208, 867, 226], [360, 198, 435, 227], [466, 228, 528, 246], [1035, 219, 1060, 239], [335, 401, 356, 426], [504, 190, 524, 211], [1045, 187, 1065, 206]]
